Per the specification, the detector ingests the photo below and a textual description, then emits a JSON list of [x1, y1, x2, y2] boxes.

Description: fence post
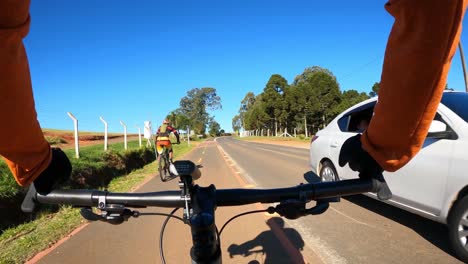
[[120, 121, 127, 150], [67, 112, 79, 158], [187, 126, 191, 146], [137, 126, 142, 148], [294, 128, 297, 137], [99, 116, 108, 151]]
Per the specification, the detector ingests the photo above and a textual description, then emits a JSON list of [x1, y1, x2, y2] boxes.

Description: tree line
[[232, 66, 379, 136]]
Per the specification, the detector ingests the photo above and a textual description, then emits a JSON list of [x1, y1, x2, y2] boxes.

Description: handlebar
[[22, 160, 391, 264], [35, 177, 379, 208]]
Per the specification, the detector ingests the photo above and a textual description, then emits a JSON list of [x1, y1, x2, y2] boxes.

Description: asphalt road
[[34, 137, 463, 264], [216, 137, 462, 264]]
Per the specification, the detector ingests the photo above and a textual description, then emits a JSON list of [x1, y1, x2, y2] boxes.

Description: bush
[[68, 147, 155, 189], [45, 136, 68, 145]]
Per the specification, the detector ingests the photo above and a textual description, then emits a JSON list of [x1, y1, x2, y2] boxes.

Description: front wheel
[[448, 195, 468, 263], [158, 154, 168, 182], [320, 161, 339, 182]]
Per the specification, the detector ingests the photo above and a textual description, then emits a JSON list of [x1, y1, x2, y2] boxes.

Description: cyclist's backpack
[[159, 124, 169, 137]]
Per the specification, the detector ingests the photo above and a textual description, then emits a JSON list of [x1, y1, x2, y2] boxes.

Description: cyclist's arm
[[0, 0, 52, 186], [362, 0, 467, 172], [168, 126, 180, 142]]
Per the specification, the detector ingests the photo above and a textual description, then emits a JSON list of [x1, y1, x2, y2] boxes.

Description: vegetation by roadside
[[0, 141, 196, 264]]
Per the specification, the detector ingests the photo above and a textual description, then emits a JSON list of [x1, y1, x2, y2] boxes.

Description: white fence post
[[99, 116, 108, 151], [187, 127, 191, 146], [137, 126, 142, 148], [67, 112, 79, 158], [120, 121, 127, 150], [294, 128, 297, 137]]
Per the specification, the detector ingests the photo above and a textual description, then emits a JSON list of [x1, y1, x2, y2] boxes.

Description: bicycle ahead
[[156, 141, 179, 182], [157, 144, 171, 182], [22, 160, 392, 264]]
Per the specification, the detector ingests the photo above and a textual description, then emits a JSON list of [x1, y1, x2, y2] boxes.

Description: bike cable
[[160, 207, 180, 264], [218, 209, 269, 236]]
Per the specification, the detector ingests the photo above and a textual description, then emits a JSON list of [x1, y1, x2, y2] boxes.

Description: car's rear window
[[441, 92, 468, 123]]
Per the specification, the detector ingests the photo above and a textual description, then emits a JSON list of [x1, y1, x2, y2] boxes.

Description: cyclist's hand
[[338, 134, 383, 179], [33, 148, 72, 195]]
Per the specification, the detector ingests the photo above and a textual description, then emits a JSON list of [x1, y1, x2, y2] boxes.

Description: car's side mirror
[[427, 120, 457, 139]]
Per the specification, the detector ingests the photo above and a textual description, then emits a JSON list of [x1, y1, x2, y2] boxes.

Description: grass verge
[[0, 141, 196, 264]]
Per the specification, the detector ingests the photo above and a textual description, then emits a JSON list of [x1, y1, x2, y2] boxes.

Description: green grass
[[0, 141, 194, 264], [0, 162, 18, 199]]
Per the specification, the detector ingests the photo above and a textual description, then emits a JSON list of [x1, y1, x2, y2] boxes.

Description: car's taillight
[[310, 135, 318, 144]]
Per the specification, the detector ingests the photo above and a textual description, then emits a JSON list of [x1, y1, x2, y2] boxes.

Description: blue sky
[[26, 1, 467, 133]]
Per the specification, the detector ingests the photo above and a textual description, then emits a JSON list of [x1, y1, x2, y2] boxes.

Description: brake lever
[[80, 205, 140, 225], [269, 199, 331, 219]]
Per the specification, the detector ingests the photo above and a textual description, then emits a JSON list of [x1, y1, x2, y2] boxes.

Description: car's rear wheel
[[320, 161, 339, 182], [448, 195, 468, 263]]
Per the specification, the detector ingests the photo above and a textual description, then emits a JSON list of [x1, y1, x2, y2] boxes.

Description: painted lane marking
[[329, 206, 377, 229]]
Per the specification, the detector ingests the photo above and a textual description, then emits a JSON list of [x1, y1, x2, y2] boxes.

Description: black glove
[[33, 147, 72, 195], [338, 134, 383, 179], [339, 134, 392, 200]]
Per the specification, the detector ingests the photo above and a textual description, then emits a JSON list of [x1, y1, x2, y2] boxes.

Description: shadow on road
[[227, 217, 306, 264], [302, 170, 457, 260], [343, 195, 456, 258]]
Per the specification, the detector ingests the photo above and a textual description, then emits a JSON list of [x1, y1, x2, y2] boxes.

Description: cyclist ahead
[[155, 119, 180, 163]]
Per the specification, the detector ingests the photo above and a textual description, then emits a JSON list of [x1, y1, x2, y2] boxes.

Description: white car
[[309, 91, 468, 262]]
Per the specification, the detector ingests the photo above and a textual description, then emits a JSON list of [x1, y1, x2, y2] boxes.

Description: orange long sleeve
[[362, 0, 468, 172], [0, 0, 52, 186]]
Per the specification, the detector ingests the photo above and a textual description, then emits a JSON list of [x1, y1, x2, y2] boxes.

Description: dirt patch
[[43, 131, 140, 149]]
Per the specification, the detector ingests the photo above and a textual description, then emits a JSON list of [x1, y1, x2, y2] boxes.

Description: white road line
[[216, 145, 258, 186], [329, 206, 377, 228]]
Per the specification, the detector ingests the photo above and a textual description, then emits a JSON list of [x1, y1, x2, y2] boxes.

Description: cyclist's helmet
[[163, 119, 170, 124]]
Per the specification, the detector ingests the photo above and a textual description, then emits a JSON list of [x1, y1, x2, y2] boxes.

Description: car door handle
[[330, 142, 339, 148]]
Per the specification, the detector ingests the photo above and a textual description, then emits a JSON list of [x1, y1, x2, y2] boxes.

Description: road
[[34, 137, 462, 264]]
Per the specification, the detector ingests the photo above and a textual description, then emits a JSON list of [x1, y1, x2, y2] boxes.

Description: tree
[[369, 82, 380, 97], [232, 115, 241, 134], [179, 87, 222, 134], [166, 109, 191, 129], [208, 119, 221, 137], [261, 74, 290, 134], [244, 94, 269, 130], [292, 66, 336, 86], [291, 67, 341, 131], [333, 90, 370, 114], [239, 92, 256, 129]]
